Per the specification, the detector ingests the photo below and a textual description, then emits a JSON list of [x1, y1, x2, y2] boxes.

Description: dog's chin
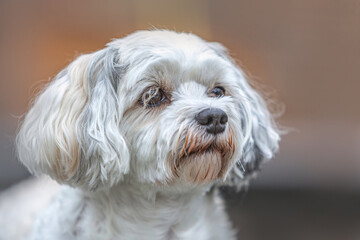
[[175, 148, 229, 184], [168, 126, 236, 185], [181, 150, 223, 184]]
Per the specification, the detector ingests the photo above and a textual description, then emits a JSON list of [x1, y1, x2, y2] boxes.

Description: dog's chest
[[106, 193, 210, 239], [30, 187, 233, 240]]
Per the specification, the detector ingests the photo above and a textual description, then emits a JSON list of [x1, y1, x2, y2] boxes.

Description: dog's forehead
[[110, 30, 225, 73], [114, 31, 232, 90], [115, 30, 209, 56]]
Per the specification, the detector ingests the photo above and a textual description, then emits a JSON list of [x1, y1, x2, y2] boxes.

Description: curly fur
[[16, 30, 280, 240]]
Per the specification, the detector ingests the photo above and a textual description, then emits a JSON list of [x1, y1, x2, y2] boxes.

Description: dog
[[16, 30, 280, 240]]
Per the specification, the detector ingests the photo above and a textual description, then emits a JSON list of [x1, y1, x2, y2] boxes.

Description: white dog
[[16, 30, 280, 240]]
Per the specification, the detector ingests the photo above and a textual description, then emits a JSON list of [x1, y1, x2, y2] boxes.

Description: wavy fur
[[16, 30, 280, 240]]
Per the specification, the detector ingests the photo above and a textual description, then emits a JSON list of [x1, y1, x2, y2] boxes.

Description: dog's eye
[[210, 86, 225, 98], [141, 87, 167, 107]]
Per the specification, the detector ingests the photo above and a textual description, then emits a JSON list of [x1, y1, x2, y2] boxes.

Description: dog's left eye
[[210, 86, 225, 98], [141, 87, 167, 107]]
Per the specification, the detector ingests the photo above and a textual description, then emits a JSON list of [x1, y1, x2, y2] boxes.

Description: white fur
[[16, 30, 280, 240]]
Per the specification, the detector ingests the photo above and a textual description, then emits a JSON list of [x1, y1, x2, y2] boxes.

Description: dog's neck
[[93, 181, 213, 212], [81, 182, 213, 238]]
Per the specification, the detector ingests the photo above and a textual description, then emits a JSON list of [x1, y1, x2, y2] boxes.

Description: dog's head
[[16, 30, 280, 190]]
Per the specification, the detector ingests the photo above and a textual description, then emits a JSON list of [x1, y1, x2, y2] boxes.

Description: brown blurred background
[[0, 0, 359, 239]]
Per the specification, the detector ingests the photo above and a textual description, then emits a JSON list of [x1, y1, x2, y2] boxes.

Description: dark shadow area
[[222, 188, 360, 240]]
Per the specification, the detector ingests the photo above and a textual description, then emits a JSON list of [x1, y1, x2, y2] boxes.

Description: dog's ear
[[16, 47, 130, 190], [233, 70, 280, 182], [209, 42, 280, 188]]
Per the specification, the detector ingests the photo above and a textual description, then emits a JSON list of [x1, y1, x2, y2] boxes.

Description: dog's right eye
[[141, 87, 167, 107], [209, 86, 225, 98]]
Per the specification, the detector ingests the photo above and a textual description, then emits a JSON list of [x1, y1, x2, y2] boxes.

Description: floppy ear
[[16, 47, 130, 190], [209, 42, 280, 188], [234, 70, 280, 177]]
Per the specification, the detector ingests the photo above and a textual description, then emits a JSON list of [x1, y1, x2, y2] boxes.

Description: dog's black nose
[[195, 108, 228, 134]]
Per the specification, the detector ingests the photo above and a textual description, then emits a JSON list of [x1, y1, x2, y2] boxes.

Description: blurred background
[[0, 0, 359, 239]]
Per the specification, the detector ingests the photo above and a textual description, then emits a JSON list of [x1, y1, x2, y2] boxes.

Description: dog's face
[[17, 30, 279, 190]]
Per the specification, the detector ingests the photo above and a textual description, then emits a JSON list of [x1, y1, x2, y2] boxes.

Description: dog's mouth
[[170, 126, 235, 184], [178, 147, 224, 183]]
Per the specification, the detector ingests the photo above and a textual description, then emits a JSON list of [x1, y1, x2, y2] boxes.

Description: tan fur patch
[[171, 125, 235, 184], [52, 56, 90, 182]]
